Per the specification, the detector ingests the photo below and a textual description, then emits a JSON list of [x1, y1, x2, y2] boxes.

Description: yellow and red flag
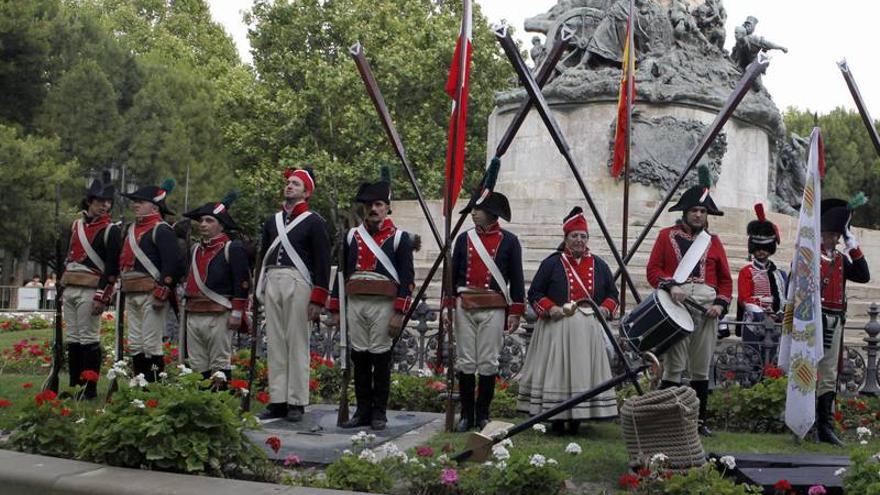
[[611, 2, 636, 179]]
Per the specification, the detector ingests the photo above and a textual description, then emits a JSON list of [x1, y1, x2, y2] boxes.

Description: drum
[[621, 290, 694, 356]]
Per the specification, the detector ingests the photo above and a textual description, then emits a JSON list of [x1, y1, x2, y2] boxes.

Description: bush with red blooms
[[0, 313, 50, 332], [615, 457, 759, 494], [835, 396, 880, 440], [707, 375, 788, 433], [80, 369, 100, 382], [8, 389, 79, 457], [1, 337, 52, 373]]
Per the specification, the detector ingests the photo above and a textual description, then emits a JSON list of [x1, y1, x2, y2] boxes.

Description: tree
[[784, 107, 880, 228], [238, 0, 511, 236]]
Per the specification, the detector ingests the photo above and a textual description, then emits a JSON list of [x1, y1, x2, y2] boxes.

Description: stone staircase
[[392, 198, 880, 344]]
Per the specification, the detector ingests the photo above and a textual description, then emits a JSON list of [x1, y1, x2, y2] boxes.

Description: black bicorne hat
[[667, 166, 723, 216], [122, 178, 176, 215], [86, 178, 115, 202], [471, 192, 511, 222], [355, 165, 392, 204], [820, 193, 869, 235], [747, 203, 779, 255], [183, 190, 239, 231]]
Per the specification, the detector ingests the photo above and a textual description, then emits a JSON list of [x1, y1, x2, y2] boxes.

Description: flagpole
[[440, 0, 471, 433], [619, 0, 635, 320]]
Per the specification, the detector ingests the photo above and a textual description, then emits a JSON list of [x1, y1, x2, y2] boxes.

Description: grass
[[0, 327, 51, 349]]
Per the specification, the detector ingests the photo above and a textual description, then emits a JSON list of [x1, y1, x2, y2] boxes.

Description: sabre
[[495, 23, 642, 303], [349, 42, 443, 249], [838, 60, 880, 157], [610, 53, 771, 284], [397, 33, 572, 337]]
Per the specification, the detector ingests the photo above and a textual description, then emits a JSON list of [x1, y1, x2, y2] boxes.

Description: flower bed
[[0, 313, 51, 332]]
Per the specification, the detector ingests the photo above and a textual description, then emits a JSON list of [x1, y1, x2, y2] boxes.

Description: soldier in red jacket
[[815, 197, 870, 446], [646, 169, 732, 436]]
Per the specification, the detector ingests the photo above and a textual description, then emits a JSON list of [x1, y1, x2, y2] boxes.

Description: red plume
[[754, 203, 766, 222], [283, 168, 295, 179]]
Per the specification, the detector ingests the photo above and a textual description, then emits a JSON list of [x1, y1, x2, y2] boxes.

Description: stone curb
[[0, 449, 373, 495]]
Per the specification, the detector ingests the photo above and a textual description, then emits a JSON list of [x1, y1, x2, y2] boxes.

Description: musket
[[349, 42, 443, 249], [241, 254, 262, 413], [495, 24, 642, 303], [106, 164, 128, 403], [609, 53, 771, 284], [335, 235, 351, 424], [397, 33, 572, 337], [179, 221, 191, 366], [43, 183, 65, 393], [838, 60, 880, 157]]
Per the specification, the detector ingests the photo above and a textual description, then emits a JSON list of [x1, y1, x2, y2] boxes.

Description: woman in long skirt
[[517, 207, 619, 434]]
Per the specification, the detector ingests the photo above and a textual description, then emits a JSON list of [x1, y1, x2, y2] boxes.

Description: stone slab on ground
[[0, 449, 373, 495], [248, 404, 444, 465], [711, 452, 849, 495]]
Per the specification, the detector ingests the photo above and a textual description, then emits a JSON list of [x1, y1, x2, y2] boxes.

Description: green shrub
[[324, 452, 395, 493], [708, 376, 787, 433], [843, 448, 880, 493], [76, 372, 277, 481], [616, 460, 760, 494], [7, 389, 78, 458]]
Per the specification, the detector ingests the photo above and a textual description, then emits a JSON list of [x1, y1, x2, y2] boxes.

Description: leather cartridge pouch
[[459, 290, 507, 310], [121, 273, 156, 293], [186, 296, 228, 313], [346, 279, 398, 298], [60, 270, 99, 288]]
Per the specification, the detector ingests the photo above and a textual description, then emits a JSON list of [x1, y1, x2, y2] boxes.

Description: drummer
[[646, 167, 732, 436], [517, 207, 619, 435]]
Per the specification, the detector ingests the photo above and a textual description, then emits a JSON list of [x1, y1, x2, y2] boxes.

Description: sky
[[207, 0, 880, 118]]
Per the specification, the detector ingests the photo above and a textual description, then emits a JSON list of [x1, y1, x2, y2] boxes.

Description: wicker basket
[[619, 386, 706, 469]]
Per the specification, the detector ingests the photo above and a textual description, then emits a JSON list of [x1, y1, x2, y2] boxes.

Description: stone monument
[[489, 0, 802, 219]]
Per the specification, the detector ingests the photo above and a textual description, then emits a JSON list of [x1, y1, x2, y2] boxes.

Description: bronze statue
[[693, 0, 726, 51]]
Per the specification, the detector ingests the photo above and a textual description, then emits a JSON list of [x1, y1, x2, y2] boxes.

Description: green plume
[[160, 178, 176, 193], [484, 157, 501, 191], [848, 191, 869, 210], [697, 165, 712, 188], [221, 189, 240, 206], [380, 165, 391, 183]]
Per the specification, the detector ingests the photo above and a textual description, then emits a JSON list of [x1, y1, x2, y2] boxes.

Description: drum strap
[[673, 231, 712, 284]]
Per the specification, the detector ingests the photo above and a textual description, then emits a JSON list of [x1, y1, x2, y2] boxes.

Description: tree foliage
[[784, 107, 880, 228]]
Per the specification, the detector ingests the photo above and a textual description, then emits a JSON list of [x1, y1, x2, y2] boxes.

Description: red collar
[[201, 233, 229, 250], [136, 212, 162, 226], [84, 212, 111, 225], [365, 217, 396, 235], [282, 201, 309, 218], [475, 222, 501, 235], [563, 248, 590, 265]]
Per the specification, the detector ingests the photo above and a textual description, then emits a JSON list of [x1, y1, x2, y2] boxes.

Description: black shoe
[[258, 403, 288, 420], [456, 373, 476, 433], [286, 405, 304, 422], [691, 380, 712, 432], [697, 421, 714, 437], [567, 420, 581, 435], [550, 420, 566, 436], [476, 374, 496, 429], [370, 351, 392, 431], [371, 414, 387, 431], [341, 409, 372, 428], [343, 351, 373, 429]]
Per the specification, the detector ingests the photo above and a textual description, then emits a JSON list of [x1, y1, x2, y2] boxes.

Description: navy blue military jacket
[[65, 213, 122, 292], [185, 235, 250, 309], [328, 218, 415, 313], [259, 202, 331, 305], [528, 250, 620, 317], [451, 224, 526, 315], [119, 214, 183, 288]]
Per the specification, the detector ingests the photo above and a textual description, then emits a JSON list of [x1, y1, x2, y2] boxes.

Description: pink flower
[[808, 486, 826, 495], [416, 445, 435, 457], [284, 454, 301, 467], [440, 468, 458, 486]]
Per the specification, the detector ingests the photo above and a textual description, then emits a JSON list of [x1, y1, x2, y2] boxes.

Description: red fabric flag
[[611, 6, 636, 179], [443, 1, 473, 216]]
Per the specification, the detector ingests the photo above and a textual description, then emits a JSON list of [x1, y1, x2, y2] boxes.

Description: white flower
[[529, 454, 546, 468], [532, 423, 547, 434], [75, 418, 86, 424], [107, 369, 117, 380], [565, 442, 582, 455], [437, 454, 449, 463], [499, 438, 514, 449], [417, 367, 433, 378], [342, 449, 353, 456], [176, 364, 193, 376], [495, 460, 507, 471], [650, 453, 669, 465], [358, 449, 378, 464], [210, 371, 227, 381], [861, 440, 869, 445], [158, 372, 168, 379], [492, 445, 510, 461], [547, 458, 558, 466], [720, 455, 736, 470], [858, 426, 873, 438], [131, 399, 145, 409], [374, 442, 407, 462], [834, 467, 847, 477], [128, 373, 148, 388]]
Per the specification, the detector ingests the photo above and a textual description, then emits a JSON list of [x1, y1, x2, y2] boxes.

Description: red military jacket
[[821, 247, 870, 313], [646, 224, 733, 311]]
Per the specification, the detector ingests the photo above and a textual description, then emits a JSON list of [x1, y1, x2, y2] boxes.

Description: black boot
[[286, 404, 304, 422], [132, 353, 147, 378], [370, 351, 393, 431], [567, 420, 581, 435], [691, 380, 713, 437], [456, 373, 476, 432], [80, 343, 102, 400], [659, 380, 680, 390], [817, 392, 845, 446], [550, 420, 566, 435], [66, 343, 83, 391], [258, 402, 288, 420], [341, 350, 373, 428], [476, 374, 496, 429]]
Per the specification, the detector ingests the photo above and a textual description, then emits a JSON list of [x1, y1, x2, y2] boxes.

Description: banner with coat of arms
[[778, 127, 825, 439]]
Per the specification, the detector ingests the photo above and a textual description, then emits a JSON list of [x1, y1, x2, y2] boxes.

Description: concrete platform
[[247, 404, 444, 465]]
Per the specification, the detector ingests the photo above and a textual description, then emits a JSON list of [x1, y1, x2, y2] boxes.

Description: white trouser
[[186, 311, 232, 373], [454, 300, 505, 375], [126, 292, 168, 357], [63, 285, 101, 345], [265, 268, 311, 406]]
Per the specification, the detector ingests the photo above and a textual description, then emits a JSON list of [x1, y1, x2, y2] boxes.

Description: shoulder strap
[[347, 228, 356, 245], [190, 245, 232, 309], [355, 224, 399, 284], [127, 226, 160, 281], [466, 229, 511, 305], [75, 219, 106, 272], [393, 230, 403, 251], [255, 211, 313, 301], [224, 241, 231, 263]]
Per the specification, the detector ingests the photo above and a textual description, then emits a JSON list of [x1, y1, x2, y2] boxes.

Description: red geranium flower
[[34, 390, 57, 406], [80, 370, 99, 383], [256, 391, 270, 405], [146, 399, 159, 408], [229, 379, 248, 390], [60, 407, 71, 417], [725, 371, 736, 380], [426, 379, 446, 392], [637, 467, 651, 478], [763, 364, 784, 379], [416, 446, 435, 457], [618, 473, 640, 489], [309, 379, 319, 392], [21, 382, 33, 389], [0, 399, 11, 408], [774, 479, 792, 491], [163, 355, 173, 365], [266, 436, 281, 453], [834, 411, 844, 423]]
